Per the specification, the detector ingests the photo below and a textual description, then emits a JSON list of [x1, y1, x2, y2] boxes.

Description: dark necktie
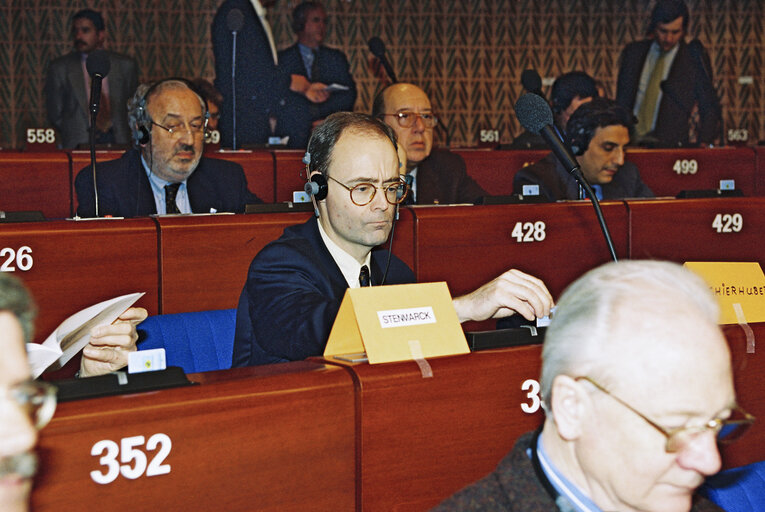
[[359, 265, 371, 287], [165, 183, 182, 214], [310, 49, 320, 82]]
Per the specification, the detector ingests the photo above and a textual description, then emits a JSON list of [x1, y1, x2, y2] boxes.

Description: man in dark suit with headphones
[[512, 98, 654, 202], [75, 79, 262, 217], [437, 260, 745, 511], [277, 1, 357, 149], [616, 0, 721, 147], [232, 112, 553, 367]]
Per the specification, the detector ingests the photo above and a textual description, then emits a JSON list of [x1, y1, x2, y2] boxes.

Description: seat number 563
[[90, 434, 172, 484]]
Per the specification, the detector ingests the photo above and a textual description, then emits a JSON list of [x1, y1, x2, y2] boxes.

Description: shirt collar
[[535, 434, 604, 512], [317, 220, 372, 288]]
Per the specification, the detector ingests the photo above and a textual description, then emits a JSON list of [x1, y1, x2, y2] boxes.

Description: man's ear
[[549, 375, 590, 441]]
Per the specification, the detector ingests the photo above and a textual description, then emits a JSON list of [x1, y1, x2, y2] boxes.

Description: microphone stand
[[89, 81, 101, 217], [570, 169, 618, 262], [231, 28, 239, 151]]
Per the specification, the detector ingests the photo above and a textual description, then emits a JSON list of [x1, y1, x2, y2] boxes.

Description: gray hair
[[0, 273, 37, 343], [540, 260, 719, 410], [127, 79, 207, 146]]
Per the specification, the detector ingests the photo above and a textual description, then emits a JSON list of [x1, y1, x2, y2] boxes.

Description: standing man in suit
[[45, 9, 139, 149], [75, 79, 262, 217], [616, 0, 721, 147], [277, 1, 357, 149], [232, 112, 552, 367], [373, 83, 486, 204], [212, 0, 329, 148], [513, 98, 654, 202]]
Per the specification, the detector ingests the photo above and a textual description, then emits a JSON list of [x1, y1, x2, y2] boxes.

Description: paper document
[[26, 292, 144, 378], [324, 83, 350, 92]]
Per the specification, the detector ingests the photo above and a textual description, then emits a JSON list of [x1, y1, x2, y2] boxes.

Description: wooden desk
[[33, 362, 356, 511], [273, 150, 309, 203], [626, 147, 757, 197], [454, 149, 547, 196], [411, 202, 628, 299], [627, 197, 765, 268], [0, 151, 72, 219], [754, 146, 765, 196], [325, 345, 545, 511], [0, 219, 159, 340]]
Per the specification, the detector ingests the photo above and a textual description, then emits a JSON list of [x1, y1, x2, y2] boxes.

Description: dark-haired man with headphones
[[277, 1, 357, 149], [75, 79, 262, 217], [512, 97, 654, 202], [232, 111, 552, 367]]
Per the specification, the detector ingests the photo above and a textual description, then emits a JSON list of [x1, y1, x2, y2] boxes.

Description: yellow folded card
[[324, 282, 469, 364], [684, 262, 765, 325]]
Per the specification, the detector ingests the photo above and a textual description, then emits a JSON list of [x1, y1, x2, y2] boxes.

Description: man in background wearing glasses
[[372, 83, 486, 205], [75, 79, 262, 218], [436, 260, 753, 511], [232, 112, 552, 367]]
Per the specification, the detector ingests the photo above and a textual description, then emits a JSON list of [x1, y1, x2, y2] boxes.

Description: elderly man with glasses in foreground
[[232, 112, 553, 367], [0, 274, 56, 512], [436, 259, 754, 512], [372, 83, 486, 205]]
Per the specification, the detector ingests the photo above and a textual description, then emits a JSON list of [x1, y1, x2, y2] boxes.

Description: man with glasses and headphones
[[372, 83, 486, 205], [75, 79, 262, 218], [232, 111, 552, 367], [436, 260, 753, 512]]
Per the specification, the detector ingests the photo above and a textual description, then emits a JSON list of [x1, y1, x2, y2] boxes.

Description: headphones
[[131, 78, 210, 146], [303, 150, 328, 201], [568, 125, 588, 156]]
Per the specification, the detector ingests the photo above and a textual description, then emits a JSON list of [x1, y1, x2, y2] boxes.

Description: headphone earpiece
[[305, 173, 328, 201], [134, 125, 151, 146]]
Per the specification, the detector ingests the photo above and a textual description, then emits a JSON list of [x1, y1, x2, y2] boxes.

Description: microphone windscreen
[[86, 49, 111, 78], [515, 93, 554, 134], [521, 69, 542, 94], [368, 37, 386, 58], [227, 8, 244, 32]]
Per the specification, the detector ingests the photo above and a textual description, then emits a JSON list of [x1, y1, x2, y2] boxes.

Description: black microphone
[[515, 93, 579, 174], [226, 8, 244, 32], [514, 93, 618, 262], [368, 37, 398, 83], [521, 69, 543, 97], [226, 8, 244, 150], [86, 49, 111, 218], [86, 50, 110, 118]]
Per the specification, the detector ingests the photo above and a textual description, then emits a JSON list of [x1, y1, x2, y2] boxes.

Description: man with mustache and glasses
[[75, 79, 262, 217], [513, 98, 654, 202], [372, 83, 486, 205], [436, 260, 753, 512], [232, 112, 552, 367], [45, 9, 139, 149]]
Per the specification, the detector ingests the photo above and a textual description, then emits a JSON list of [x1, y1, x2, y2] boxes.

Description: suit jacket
[[45, 50, 139, 149], [212, 0, 291, 147], [74, 148, 261, 217], [415, 148, 487, 204], [277, 44, 357, 149], [616, 39, 721, 147], [434, 431, 723, 511], [513, 153, 654, 202], [232, 216, 415, 367]]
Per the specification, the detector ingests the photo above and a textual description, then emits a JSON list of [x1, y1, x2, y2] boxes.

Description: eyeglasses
[[576, 376, 754, 453], [382, 111, 438, 128], [2, 379, 57, 430], [327, 176, 409, 206], [152, 120, 206, 138]]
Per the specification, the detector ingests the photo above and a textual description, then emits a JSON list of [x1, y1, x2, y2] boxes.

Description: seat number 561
[[90, 434, 172, 484]]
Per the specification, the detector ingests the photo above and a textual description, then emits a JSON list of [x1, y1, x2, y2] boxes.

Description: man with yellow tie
[[615, 0, 721, 147]]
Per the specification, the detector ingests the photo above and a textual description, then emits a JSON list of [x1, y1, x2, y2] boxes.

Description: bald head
[[373, 83, 435, 171]]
